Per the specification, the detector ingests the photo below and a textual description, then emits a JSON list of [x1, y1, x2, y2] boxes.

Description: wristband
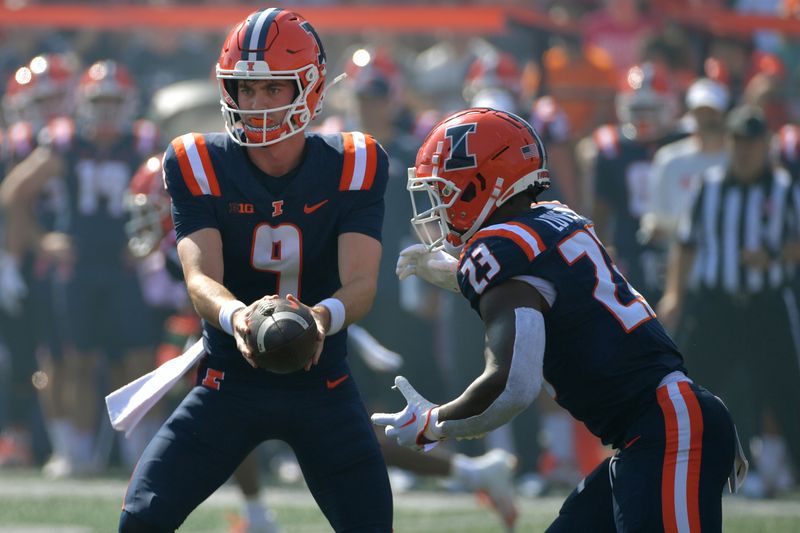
[[317, 297, 345, 336], [218, 300, 245, 335]]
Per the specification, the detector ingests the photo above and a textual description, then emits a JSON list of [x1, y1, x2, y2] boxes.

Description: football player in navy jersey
[[0, 54, 77, 469], [373, 108, 746, 532], [587, 62, 686, 303], [1, 59, 160, 477], [119, 8, 392, 533]]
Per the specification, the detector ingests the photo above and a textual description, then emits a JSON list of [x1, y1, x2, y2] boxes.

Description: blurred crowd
[[1, 0, 800, 507]]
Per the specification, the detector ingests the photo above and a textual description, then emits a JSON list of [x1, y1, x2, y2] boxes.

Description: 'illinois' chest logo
[[272, 200, 284, 217]]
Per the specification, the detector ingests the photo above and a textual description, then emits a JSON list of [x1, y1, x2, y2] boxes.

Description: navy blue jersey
[[164, 131, 388, 379], [592, 125, 685, 299], [456, 202, 685, 446], [44, 118, 159, 271]]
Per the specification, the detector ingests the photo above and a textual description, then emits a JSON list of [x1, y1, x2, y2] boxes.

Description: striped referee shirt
[[677, 164, 794, 294]]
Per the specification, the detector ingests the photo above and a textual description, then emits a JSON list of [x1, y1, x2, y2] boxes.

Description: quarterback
[[120, 8, 392, 532]]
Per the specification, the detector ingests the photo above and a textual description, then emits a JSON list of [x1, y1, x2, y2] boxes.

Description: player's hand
[[371, 376, 443, 452], [0, 252, 27, 316], [290, 294, 324, 371], [396, 244, 460, 293], [233, 298, 266, 368], [39, 231, 74, 265]]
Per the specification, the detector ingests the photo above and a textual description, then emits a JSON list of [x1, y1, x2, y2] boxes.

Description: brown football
[[246, 297, 318, 374]]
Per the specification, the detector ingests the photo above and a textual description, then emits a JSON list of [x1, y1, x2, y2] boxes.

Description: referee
[[658, 104, 800, 493]]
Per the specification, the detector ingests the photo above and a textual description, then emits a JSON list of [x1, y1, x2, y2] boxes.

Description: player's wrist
[[422, 406, 444, 441], [218, 299, 246, 336], [316, 297, 345, 336]]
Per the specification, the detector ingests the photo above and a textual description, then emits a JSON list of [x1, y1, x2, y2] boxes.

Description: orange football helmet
[[216, 8, 328, 146], [3, 54, 79, 128], [409, 108, 549, 251], [76, 60, 138, 136], [125, 154, 172, 258]]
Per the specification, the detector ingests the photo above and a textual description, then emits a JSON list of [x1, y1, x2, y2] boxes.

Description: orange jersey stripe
[[507, 222, 546, 254], [339, 132, 356, 191], [472, 228, 536, 261], [679, 381, 704, 533], [171, 137, 202, 196], [192, 133, 221, 196], [657, 385, 680, 533]]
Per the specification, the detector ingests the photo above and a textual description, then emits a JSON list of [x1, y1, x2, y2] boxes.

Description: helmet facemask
[[407, 166, 462, 251], [217, 61, 322, 147], [124, 191, 170, 258]]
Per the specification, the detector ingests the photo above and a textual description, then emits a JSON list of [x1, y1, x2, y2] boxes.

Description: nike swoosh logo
[[304, 199, 329, 214], [399, 413, 417, 428], [326, 374, 349, 389], [624, 435, 641, 449]]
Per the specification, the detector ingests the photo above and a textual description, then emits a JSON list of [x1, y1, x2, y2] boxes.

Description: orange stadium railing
[[0, 5, 507, 32], [0, 4, 799, 36]]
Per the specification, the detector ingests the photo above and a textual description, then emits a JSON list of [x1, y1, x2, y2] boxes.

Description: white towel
[[105, 339, 205, 438]]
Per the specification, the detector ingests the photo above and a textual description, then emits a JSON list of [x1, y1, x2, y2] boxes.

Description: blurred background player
[[640, 77, 730, 260], [1, 59, 160, 478], [0, 53, 79, 469], [584, 62, 684, 303]]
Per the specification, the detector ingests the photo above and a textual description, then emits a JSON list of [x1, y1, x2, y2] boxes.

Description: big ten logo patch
[[229, 202, 255, 214]]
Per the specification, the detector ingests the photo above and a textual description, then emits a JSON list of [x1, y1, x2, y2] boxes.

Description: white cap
[[685, 78, 729, 112]]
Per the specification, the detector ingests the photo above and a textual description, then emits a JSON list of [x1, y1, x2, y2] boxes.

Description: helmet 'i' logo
[[444, 123, 477, 171], [300, 21, 326, 66]]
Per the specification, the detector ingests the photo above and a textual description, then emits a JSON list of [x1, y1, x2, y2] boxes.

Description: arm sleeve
[[162, 143, 218, 241]]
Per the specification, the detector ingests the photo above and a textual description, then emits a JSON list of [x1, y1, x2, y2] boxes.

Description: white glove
[[371, 376, 443, 452], [0, 252, 27, 316], [348, 324, 403, 372], [395, 244, 460, 293]]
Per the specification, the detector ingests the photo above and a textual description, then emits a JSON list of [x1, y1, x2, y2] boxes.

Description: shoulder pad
[[133, 119, 160, 156], [592, 124, 620, 158], [338, 131, 380, 191], [168, 133, 221, 197], [465, 221, 547, 263], [777, 124, 800, 162]]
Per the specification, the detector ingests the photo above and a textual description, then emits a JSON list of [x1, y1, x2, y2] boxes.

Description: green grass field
[[0, 471, 799, 532]]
